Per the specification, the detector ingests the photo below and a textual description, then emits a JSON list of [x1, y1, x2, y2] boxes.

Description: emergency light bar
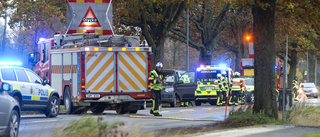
[[0, 61, 22, 66], [80, 47, 151, 52]]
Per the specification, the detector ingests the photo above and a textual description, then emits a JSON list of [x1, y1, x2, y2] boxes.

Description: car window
[[300, 83, 315, 88], [25, 70, 42, 84], [244, 79, 254, 86], [0, 68, 17, 81], [15, 69, 30, 82], [163, 73, 175, 86]]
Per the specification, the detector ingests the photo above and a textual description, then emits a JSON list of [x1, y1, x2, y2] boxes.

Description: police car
[[0, 61, 60, 117]]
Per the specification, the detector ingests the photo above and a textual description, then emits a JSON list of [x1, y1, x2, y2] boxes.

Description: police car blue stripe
[[22, 96, 31, 100], [40, 97, 48, 101]]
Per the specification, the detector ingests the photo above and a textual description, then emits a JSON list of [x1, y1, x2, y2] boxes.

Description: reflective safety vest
[[231, 78, 242, 91], [149, 70, 163, 90], [214, 79, 222, 91], [292, 80, 298, 89], [180, 74, 190, 83], [220, 76, 226, 91]]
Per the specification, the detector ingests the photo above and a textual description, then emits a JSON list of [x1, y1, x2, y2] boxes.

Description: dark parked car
[[161, 69, 197, 107], [0, 82, 20, 137]]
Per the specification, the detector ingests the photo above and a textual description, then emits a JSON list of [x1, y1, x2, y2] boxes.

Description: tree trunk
[[288, 46, 298, 89], [199, 48, 212, 65], [151, 37, 165, 69], [308, 52, 316, 83], [235, 46, 242, 72], [252, 0, 278, 119]]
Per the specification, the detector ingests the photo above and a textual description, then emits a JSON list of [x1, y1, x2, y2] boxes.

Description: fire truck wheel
[[64, 87, 73, 114], [129, 110, 138, 114], [45, 96, 60, 118], [91, 106, 106, 115], [195, 100, 202, 106], [116, 105, 129, 114]]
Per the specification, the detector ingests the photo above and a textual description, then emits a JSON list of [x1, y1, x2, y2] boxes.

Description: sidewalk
[[196, 124, 320, 137]]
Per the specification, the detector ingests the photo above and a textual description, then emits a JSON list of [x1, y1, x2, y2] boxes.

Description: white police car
[[0, 61, 60, 118]]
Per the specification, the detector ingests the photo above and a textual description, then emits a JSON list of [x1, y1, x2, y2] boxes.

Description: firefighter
[[229, 72, 242, 106], [149, 62, 165, 116], [292, 76, 298, 99], [216, 74, 223, 106], [179, 73, 190, 107], [221, 71, 228, 105]]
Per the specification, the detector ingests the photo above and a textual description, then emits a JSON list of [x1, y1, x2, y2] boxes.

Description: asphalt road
[[19, 103, 232, 137], [19, 97, 320, 137]]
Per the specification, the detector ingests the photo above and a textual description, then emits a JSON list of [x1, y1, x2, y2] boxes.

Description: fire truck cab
[[29, 33, 152, 114]]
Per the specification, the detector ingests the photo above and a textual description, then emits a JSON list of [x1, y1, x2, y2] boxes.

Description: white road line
[[31, 120, 58, 123]]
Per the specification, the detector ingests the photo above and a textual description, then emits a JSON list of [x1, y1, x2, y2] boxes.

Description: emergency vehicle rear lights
[[85, 47, 90, 51], [81, 85, 85, 89], [135, 47, 140, 51], [108, 48, 113, 51], [94, 47, 99, 51], [121, 48, 126, 51]]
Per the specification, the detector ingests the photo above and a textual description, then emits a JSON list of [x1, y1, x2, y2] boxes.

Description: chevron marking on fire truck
[[118, 52, 147, 92], [86, 52, 115, 92]]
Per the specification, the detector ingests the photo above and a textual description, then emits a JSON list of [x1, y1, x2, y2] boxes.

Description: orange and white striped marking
[[118, 52, 147, 92], [86, 52, 115, 92]]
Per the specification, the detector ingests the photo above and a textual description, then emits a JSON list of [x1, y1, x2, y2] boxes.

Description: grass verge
[[282, 104, 320, 125]]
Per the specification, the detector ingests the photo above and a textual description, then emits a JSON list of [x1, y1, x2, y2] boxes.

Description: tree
[[251, 0, 278, 118], [9, 0, 65, 56], [114, 0, 188, 68], [169, 1, 244, 65]]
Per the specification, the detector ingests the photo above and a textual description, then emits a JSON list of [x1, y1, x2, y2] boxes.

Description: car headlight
[[165, 90, 174, 93], [312, 89, 318, 93]]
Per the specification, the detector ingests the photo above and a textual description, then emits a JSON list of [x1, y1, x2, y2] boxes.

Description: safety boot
[[150, 110, 154, 114], [154, 113, 162, 116]]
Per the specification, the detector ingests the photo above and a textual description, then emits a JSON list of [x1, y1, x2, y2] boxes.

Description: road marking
[[129, 115, 223, 122]]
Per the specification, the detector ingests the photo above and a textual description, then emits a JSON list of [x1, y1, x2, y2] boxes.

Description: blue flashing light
[[39, 38, 46, 42], [0, 60, 22, 67], [128, 41, 132, 47], [274, 65, 278, 69], [218, 64, 227, 67]]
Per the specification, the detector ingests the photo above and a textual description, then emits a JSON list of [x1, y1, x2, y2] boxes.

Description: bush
[[222, 106, 280, 127]]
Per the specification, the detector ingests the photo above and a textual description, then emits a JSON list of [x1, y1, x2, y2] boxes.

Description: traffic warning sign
[[79, 6, 101, 27], [296, 91, 308, 100]]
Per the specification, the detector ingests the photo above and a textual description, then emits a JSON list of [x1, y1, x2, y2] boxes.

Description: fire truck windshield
[[197, 69, 221, 82]]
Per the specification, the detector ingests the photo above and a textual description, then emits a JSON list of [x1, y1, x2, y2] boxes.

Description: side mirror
[[42, 77, 49, 85], [28, 53, 35, 64], [0, 83, 11, 92]]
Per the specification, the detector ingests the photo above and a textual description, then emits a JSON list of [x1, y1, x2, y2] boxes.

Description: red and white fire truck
[[30, 33, 152, 114]]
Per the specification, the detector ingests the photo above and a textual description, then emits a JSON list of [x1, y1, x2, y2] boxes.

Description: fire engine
[[29, 33, 152, 114]]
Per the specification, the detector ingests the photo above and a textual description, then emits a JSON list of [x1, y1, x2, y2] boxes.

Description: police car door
[[25, 69, 49, 105], [176, 72, 197, 102], [14, 68, 33, 104]]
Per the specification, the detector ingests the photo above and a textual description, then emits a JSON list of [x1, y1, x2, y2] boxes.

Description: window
[[43, 42, 50, 62], [25, 70, 42, 84], [15, 69, 29, 82], [0, 68, 17, 81]]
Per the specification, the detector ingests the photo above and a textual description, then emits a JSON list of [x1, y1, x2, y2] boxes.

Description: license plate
[[86, 94, 100, 98], [205, 87, 215, 90]]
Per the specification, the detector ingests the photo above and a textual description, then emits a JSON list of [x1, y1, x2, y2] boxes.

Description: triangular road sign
[[79, 6, 101, 27]]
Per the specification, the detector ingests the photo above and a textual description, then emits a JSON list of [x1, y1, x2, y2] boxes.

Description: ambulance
[[194, 65, 232, 106]]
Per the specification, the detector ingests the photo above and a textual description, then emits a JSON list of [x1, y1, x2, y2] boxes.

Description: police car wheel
[[4, 109, 20, 137], [45, 96, 60, 118]]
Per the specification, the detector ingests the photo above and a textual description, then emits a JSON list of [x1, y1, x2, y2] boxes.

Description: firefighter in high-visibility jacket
[[179, 73, 190, 107], [292, 76, 298, 99], [229, 72, 242, 106], [216, 74, 224, 106], [149, 62, 165, 116], [221, 71, 228, 105]]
